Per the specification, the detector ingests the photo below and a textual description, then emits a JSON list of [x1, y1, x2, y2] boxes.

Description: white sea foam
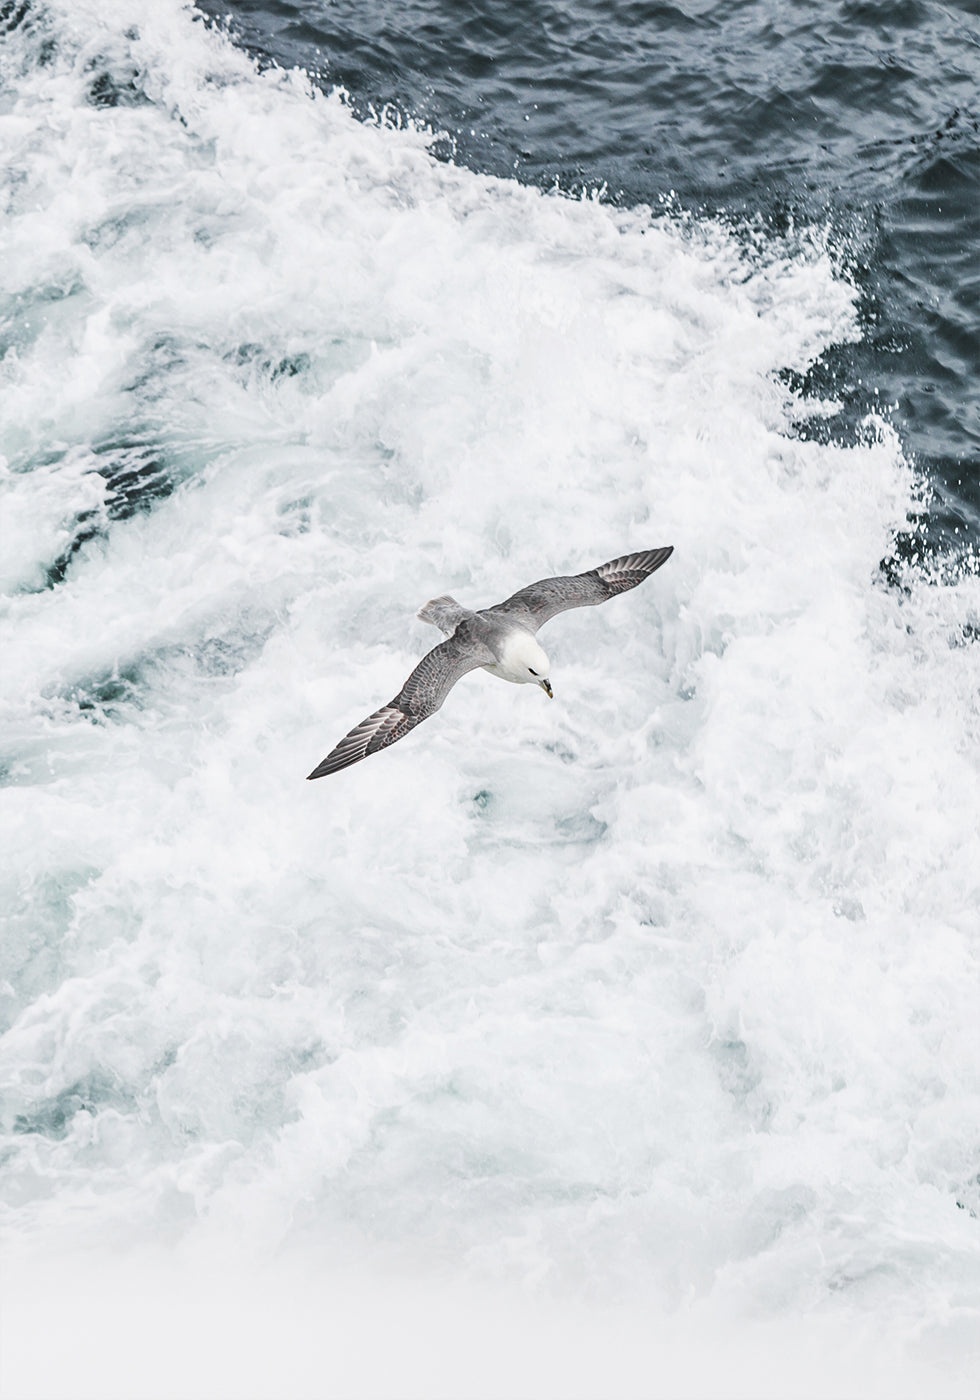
[[1, 1, 979, 1395]]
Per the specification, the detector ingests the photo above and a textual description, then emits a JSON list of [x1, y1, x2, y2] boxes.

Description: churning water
[[1, 2, 978, 1396]]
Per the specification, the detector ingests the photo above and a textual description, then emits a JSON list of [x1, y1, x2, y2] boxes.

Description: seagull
[[307, 546, 674, 778]]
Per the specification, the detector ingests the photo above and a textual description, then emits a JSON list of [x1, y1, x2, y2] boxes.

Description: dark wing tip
[[306, 702, 414, 780], [594, 545, 674, 596], [621, 545, 673, 571], [307, 757, 348, 780], [306, 747, 368, 780]]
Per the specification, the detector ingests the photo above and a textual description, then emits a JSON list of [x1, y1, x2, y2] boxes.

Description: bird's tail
[[416, 595, 468, 636]]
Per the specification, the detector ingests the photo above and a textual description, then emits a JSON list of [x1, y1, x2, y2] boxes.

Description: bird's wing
[[307, 625, 495, 779], [488, 546, 674, 632]]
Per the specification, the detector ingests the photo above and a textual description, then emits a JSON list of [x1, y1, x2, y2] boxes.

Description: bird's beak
[[539, 678, 553, 699]]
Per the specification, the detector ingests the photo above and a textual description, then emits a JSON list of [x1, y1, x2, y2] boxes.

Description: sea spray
[[1, 2, 978, 1393]]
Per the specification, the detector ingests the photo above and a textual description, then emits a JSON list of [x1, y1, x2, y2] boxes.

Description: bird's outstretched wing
[[488, 546, 674, 632], [307, 626, 494, 779]]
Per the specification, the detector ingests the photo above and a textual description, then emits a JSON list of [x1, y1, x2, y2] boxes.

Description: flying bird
[[307, 546, 674, 778]]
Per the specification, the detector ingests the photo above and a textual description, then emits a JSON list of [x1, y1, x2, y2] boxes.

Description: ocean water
[[198, 0, 980, 555], [1, 2, 979, 1397]]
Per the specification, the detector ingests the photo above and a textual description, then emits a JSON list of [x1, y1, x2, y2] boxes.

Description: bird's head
[[509, 632, 553, 697]]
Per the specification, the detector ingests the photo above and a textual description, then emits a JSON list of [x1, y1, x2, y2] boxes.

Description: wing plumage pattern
[[489, 546, 674, 631], [307, 629, 494, 779]]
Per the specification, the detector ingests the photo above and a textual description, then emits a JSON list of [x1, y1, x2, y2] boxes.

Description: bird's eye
[[529, 668, 538, 676]]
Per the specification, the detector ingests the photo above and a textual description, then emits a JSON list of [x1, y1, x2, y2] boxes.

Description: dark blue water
[[199, 0, 980, 559]]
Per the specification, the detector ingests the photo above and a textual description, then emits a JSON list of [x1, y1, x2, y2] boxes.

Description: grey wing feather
[[489, 546, 674, 631], [307, 625, 494, 778]]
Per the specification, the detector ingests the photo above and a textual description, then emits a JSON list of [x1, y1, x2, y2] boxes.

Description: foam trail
[[1, 1, 979, 1395]]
